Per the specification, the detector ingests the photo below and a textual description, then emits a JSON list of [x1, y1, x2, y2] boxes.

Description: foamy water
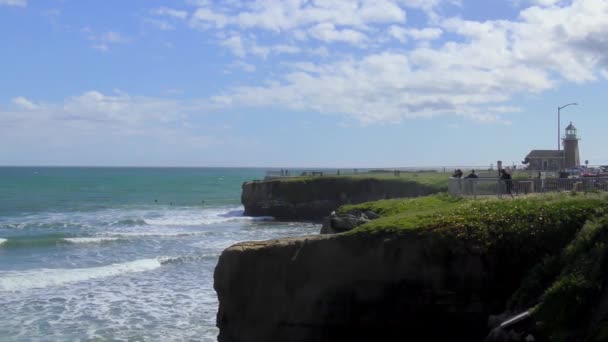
[[0, 167, 319, 341], [0, 258, 162, 292], [0, 204, 318, 341], [64, 237, 121, 244]]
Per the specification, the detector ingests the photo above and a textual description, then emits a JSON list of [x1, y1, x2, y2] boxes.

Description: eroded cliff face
[[214, 233, 509, 342], [241, 178, 440, 220]]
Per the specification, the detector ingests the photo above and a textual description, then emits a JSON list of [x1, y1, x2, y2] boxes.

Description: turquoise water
[[0, 167, 319, 341]]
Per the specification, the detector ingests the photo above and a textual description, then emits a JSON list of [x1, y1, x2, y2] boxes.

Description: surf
[[0, 258, 162, 292]]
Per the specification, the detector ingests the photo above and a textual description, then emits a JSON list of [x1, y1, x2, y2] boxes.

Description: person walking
[[500, 169, 514, 198]]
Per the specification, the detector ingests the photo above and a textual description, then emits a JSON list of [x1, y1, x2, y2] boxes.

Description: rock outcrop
[[241, 177, 442, 220], [214, 232, 510, 342], [320, 210, 380, 234]]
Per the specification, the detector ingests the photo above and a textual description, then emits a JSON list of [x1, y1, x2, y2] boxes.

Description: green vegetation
[[529, 213, 608, 341], [334, 192, 608, 340], [338, 193, 465, 231]]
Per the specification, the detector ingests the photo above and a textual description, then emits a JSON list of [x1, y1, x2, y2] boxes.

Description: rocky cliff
[[241, 177, 444, 220], [215, 232, 515, 342], [216, 195, 608, 342]]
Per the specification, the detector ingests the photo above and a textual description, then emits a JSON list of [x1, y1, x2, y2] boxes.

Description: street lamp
[[558, 103, 577, 151]]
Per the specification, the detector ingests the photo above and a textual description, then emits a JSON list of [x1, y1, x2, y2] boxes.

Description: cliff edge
[[241, 175, 446, 220]]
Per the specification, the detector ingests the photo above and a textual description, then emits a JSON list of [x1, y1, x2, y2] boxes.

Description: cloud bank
[[189, 0, 608, 123]]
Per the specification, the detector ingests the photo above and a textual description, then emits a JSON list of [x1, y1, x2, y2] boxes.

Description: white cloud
[[388, 25, 408, 42], [152, 6, 188, 19], [527, 0, 562, 6], [0, 91, 220, 157], [84, 30, 131, 51], [144, 18, 175, 31], [220, 34, 301, 58], [388, 26, 442, 42], [191, 8, 229, 29], [0, 0, 26, 7], [189, 0, 412, 38], [211, 52, 540, 124], [100, 31, 130, 44], [230, 61, 256, 73], [272, 44, 301, 54], [220, 35, 246, 57], [205, 0, 608, 124], [405, 27, 442, 40], [308, 23, 367, 44], [12, 96, 38, 110]]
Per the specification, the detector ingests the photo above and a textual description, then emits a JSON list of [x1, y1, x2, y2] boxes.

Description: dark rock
[[365, 210, 381, 220], [320, 213, 370, 234], [320, 216, 335, 234], [331, 214, 369, 231], [215, 234, 498, 342], [241, 178, 441, 220]]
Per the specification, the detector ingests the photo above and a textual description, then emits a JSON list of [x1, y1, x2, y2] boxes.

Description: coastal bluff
[[215, 232, 498, 342], [216, 195, 608, 341], [241, 175, 445, 220]]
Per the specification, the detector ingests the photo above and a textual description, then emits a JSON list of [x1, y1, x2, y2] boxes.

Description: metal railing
[[264, 166, 512, 180], [449, 177, 608, 198]]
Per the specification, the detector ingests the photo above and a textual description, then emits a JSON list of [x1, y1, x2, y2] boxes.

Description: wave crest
[[63, 237, 120, 244], [158, 254, 215, 265], [0, 258, 162, 292]]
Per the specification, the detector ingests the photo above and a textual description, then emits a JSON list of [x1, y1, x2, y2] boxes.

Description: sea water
[[0, 167, 319, 341]]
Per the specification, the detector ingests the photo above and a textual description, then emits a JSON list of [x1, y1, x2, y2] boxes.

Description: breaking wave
[[63, 237, 121, 244], [0, 258, 162, 292]]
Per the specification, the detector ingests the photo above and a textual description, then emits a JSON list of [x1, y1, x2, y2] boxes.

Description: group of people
[[451, 168, 514, 197], [451, 169, 479, 179]]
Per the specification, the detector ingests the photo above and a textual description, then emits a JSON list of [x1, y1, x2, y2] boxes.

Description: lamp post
[[558, 103, 577, 151]]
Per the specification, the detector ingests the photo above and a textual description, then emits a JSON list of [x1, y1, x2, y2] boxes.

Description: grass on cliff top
[[341, 192, 608, 238], [275, 172, 449, 190], [338, 193, 465, 230], [339, 192, 608, 341]]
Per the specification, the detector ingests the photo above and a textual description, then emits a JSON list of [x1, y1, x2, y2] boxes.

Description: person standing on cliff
[[464, 170, 478, 179], [500, 169, 514, 198]]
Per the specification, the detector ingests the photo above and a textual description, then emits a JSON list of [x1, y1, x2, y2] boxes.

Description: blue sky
[[1, 0, 607, 168]]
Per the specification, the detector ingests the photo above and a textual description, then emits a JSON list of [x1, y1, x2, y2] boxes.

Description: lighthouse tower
[[562, 122, 580, 169]]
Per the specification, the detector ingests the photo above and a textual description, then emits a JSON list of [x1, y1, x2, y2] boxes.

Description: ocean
[[0, 167, 319, 341]]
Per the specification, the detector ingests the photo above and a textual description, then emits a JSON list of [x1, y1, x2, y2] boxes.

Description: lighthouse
[[562, 122, 580, 169]]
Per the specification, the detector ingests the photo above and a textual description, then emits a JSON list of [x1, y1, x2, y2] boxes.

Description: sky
[[1, 0, 608, 168]]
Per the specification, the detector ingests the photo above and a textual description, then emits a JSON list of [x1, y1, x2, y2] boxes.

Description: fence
[[449, 177, 608, 198], [264, 166, 503, 180]]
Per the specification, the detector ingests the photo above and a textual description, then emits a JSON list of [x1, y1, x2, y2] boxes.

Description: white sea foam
[[0, 238, 6, 245], [158, 254, 215, 265], [109, 231, 207, 238], [0, 258, 162, 292], [63, 237, 120, 244], [143, 206, 273, 226]]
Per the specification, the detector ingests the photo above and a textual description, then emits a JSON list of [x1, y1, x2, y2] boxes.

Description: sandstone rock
[[215, 233, 497, 342]]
